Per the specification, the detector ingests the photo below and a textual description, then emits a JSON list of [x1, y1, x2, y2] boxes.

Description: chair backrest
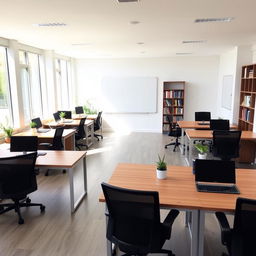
[[0, 153, 38, 200], [58, 111, 72, 119], [101, 182, 161, 254], [76, 118, 86, 138], [53, 112, 60, 122], [31, 117, 42, 128], [195, 112, 211, 121], [212, 130, 241, 160], [166, 115, 181, 137], [52, 127, 64, 150], [94, 111, 102, 131], [75, 106, 84, 114], [210, 119, 230, 130], [232, 198, 256, 255]]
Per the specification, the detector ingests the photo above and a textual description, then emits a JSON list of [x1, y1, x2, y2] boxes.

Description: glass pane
[[19, 51, 26, 65], [27, 53, 42, 118], [20, 67, 30, 124], [60, 60, 69, 109], [0, 47, 12, 126]]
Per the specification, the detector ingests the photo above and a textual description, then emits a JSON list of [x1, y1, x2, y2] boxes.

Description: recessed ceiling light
[[33, 23, 67, 27], [117, 0, 139, 2], [182, 40, 206, 44], [195, 17, 234, 23], [140, 51, 145, 54], [137, 42, 144, 45], [130, 21, 140, 25], [176, 53, 192, 55]]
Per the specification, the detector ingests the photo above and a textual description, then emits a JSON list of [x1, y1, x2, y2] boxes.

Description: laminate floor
[[0, 132, 230, 256]]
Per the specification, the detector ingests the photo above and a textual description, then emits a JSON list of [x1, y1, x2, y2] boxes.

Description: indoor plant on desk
[[59, 112, 66, 122], [156, 154, 167, 179], [0, 124, 13, 143], [30, 121, 37, 133], [194, 143, 208, 159]]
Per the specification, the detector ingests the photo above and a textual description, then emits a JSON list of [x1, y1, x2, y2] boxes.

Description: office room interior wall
[[75, 56, 219, 133]]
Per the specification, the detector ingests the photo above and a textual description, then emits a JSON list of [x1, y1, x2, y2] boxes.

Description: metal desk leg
[[181, 128, 185, 154], [68, 157, 87, 213], [198, 211, 205, 256], [189, 138, 194, 166]]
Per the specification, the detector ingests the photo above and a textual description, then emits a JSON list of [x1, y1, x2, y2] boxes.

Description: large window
[[55, 59, 71, 109], [0, 46, 12, 125], [19, 51, 44, 124]]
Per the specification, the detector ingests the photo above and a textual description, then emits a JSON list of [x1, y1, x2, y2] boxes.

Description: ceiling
[[1, 0, 256, 58]]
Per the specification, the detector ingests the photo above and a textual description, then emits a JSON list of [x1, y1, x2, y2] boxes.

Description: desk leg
[[188, 138, 194, 166], [181, 128, 185, 155], [198, 211, 205, 256], [68, 157, 87, 213]]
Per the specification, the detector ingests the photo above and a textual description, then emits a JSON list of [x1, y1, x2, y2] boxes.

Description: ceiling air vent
[[195, 17, 234, 23], [35, 23, 67, 27], [182, 40, 206, 44]]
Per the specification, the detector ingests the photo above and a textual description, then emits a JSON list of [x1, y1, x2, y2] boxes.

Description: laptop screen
[[75, 106, 84, 114], [195, 159, 236, 184], [31, 117, 42, 128]]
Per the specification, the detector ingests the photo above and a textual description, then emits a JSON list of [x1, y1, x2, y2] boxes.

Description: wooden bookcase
[[239, 64, 256, 131], [162, 81, 185, 133]]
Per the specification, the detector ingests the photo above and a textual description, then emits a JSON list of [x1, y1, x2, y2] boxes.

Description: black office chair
[[39, 127, 65, 176], [75, 118, 87, 150], [165, 115, 181, 152], [0, 153, 45, 224], [212, 130, 241, 161], [101, 182, 179, 256], [215, 197, 256, 256], [210, 119, 230, 131], [53, 112, 61, 122], [195, 112, 211, 122], [94, 111, 103, 140]]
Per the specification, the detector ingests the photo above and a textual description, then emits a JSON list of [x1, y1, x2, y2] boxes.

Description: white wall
[[75, 56, 219, 133]]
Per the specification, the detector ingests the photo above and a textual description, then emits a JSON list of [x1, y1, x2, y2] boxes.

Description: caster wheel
[[18, 218, 24, 224], [0, 205, 4, 211], [40, 205, 46, 212], [62, 169, 66, 174]]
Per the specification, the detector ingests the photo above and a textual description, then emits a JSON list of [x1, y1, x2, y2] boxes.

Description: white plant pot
[[156, 169, 167, 179], [198, 153, 207, 159]]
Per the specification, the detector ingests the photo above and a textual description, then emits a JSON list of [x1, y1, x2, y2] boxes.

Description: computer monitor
[[58, 111, 72, 119], [10, 136, 38, 153], [53, 112, 61, 122], [195, 112, 211, 122], [210, 119, 230, 130], [75, 106, 84, 114], [31, 117, 42, 128]]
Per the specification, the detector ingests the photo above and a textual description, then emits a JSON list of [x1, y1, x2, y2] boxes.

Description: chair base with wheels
[[94, 133, 103, 141], [165, 137, 180, 152], [0, 197, 45, 224]]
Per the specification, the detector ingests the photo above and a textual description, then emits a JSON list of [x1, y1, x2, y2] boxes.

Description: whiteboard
[[101, 77, 158, 113], [221, 75, 233, 110]]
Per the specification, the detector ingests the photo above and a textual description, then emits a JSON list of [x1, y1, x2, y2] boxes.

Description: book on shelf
[[248, 70, 253, 78], [242, 95, 251, 107], [244, 67, 247, 78], [165, 90, 183, 98], [241, 108, 251, 121]]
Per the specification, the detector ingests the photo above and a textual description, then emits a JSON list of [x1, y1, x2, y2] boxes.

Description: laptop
[[31, 117, 50, 133], [195, 159, 240, 194]]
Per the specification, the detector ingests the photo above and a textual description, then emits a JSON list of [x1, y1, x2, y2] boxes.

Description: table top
[[99, 163, 256, 212], [14, 128, 76, 139], [186, 129, 256, 140], [0, 150, 86, 168], [72, 114, 97, 120], [177, 121, 237, 129], [45, 119, 93, 128]]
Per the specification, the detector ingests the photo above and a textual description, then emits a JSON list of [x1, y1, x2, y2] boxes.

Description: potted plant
[[0, 124, 13, 143], [30, 121, 37, 133], [156, 154, 167, 179], [59, 112, 66, 122], [194, 143, 208, 159]]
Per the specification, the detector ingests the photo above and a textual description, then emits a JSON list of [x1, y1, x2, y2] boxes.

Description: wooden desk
[[185, 129, 256, 165], [0, 150, 87, 213], [45, 120, 94, 148], [99, 163, 256, 256], [14, 129, 76, 150], [177, 121, 238, 154], [72, 114, 97, 120]]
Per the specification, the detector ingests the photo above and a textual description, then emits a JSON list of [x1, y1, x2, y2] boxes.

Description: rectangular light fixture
[[182, 40, 206, 44], [117, 0, 139, 2], [34, 23, 67, 27], [195, 17, 234, 23], [176, 53, 192, 55]]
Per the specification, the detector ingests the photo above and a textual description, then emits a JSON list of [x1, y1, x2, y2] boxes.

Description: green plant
[[0, 124, 13, 138], [30, 121, 37, 128], [194, 143, 209, 154], [59, 112, 66, 119], [83, 105, 97, 114], [156, 154, 167, 170]]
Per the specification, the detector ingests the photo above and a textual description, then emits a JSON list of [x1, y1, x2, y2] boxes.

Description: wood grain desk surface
[[99, 163, 256, 212], [177, 121, 237, 129], [72, 114, 97, 120], [186, 129, 256, 140], [0, 150, 86, 168], [14, 129, 76, 139], [45, 119, 93, 128]]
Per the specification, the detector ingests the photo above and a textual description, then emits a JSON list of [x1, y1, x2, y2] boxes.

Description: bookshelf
[[162, 81, 185, 133], [239, 64, 256, 131]]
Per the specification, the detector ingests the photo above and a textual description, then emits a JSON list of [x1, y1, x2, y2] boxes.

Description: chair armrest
[[215, 212, 232, 246], [163, 209, 179, 226]]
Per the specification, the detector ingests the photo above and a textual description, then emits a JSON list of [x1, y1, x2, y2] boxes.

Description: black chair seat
[[165, 115, 181, 152]]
